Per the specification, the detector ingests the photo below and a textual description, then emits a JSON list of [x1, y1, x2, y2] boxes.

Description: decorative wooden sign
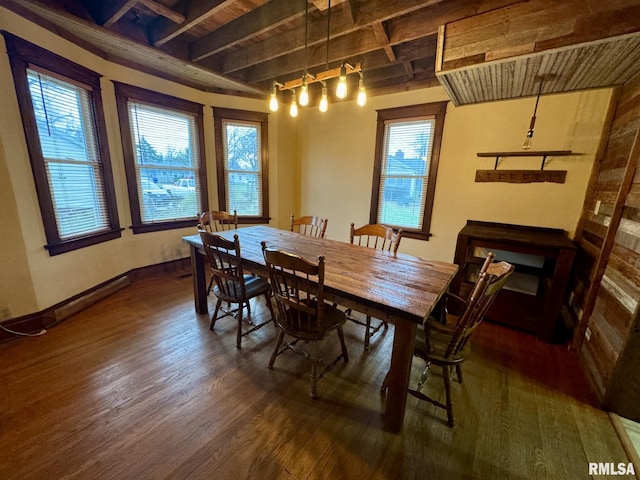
[[475, 169, 567, 183]]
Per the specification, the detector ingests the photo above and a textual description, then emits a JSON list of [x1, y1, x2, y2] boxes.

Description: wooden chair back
[[199, 230, 246, 301], [290, 214, 328, 238], [199, 210, 238, 233], [431, 253, 514, 358], [350, 223, 403, 253], [261, 242, 327, 337]]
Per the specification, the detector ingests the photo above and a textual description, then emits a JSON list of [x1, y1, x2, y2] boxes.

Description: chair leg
[[210, 299, 223, 330], [455, 365, 463, 383], [364, 315, 371, 349], [416, 361, 432, 392], [236, 303, 244, 349], [269, 330, 285, 369], [443, 366, 455, 427], [337, 326, 349, 363], [263, 292, 275, 325], [310, 341, 318, 399]]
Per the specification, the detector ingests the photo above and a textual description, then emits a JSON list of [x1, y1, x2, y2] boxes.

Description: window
[[114, 83, 208, 233], [370, 102, 447, 240], [4, 33, 121, 255], [213, 108, 269, 224]]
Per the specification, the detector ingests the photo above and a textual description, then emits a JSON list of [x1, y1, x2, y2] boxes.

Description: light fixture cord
[[325, 0, 331, 70], [532, 79, 543, 119], [304, 0, 309, 74]]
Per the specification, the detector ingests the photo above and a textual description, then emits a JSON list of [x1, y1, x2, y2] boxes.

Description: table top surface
[[183, 225, 458, 322]]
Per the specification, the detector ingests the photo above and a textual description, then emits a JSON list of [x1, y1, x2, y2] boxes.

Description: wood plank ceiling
[[0, 0, 522, 100], [2, 0, 640, 104]]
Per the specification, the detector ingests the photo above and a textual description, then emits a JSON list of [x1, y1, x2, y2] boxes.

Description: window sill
[[45, 228, 124, 256], [131, 219, 197, 234], [238, 216, 270, 225], [399, 230, 432, 241]]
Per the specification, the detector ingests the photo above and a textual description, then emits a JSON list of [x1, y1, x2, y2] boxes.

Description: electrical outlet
[[594, 199, 601, 215], [585, 327, 592, 341], [0, 307, 11, 321]]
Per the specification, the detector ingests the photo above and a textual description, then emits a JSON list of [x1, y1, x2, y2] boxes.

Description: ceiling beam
[[151, 0, 236, 47], [371, 21, 396, 62], [341, 0, 355, 25], [189, 0, 307, 62], [232, 0, 520, 83], [137, 0, 185, 24], [243, 31, 437, 85], [4, 0, 267, 95], [103, 0, 137, 28], [216, 0, 441, 75]]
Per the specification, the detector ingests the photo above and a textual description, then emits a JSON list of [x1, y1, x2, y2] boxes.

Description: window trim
[[3, 31, 122, 255], [370, 102, 447, 241], [114, 82, 208, 234], [212, 107, 270, 224]]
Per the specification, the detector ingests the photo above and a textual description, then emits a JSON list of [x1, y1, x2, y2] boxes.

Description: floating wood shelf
[[476, 150, 573, 183]]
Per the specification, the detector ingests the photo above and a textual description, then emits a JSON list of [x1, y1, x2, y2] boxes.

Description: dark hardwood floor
[[0, 271, 630, 479]]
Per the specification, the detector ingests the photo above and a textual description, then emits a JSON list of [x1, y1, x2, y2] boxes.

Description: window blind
[[27, 68, 109, 240], [127, 101, 202, 223], [222, 120, 263, 216], [377, 117, 435, 230]]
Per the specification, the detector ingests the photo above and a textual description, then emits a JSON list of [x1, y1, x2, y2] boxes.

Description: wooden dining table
[[182, 225, 458, 433]]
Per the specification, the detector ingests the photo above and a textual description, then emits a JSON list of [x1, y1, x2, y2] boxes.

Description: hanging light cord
[[529, 80, 542, 130], [303, 0, 309, 75], [325, 0, 331, 70]]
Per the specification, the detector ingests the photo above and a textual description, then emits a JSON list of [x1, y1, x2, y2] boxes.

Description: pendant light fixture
[[267, 0, 366, 115], [298, 0, 310, 107], [523, 78, 544, 150], [289, 90, 298, 117], [357, 72, 367, 106], [269, 82, 281, 112], [319, 82, 328, 112]]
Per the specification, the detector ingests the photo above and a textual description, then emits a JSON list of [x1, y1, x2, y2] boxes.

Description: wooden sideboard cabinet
[[452, 220, 576, 343]]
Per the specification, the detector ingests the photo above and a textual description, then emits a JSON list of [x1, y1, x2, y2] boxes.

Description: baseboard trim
[[610, 413, 640, 479], [0, 257, 189, 342]]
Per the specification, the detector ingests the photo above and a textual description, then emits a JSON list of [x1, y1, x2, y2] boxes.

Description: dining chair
[[199, 210, 238, 233], [198, 210, 238, 294], [261, 241, 349, 398], [289, 214, 328, 238], [347, 222, 403, 348], [199, 230, 274, 348], [392, 252, 514, 427]]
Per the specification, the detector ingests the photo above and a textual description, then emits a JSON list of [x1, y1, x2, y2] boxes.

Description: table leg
[[190, 244, 208, 314], [384, 320, 417, 433]]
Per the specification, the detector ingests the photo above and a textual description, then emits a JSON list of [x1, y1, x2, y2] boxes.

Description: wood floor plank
[[0, 272, 632, 479]]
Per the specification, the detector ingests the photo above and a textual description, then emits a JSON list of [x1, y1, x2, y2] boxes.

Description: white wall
[[297, 85, 612, 262]]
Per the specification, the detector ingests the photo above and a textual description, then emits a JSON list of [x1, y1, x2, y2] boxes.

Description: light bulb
[[336, 64, 347, 99], [357, 77, 366, 106], [522, 130, 533, 150], [269, 91, 279, 112], [289, 91, 298, 117], [319, 85, 328, 112], [299, 76, 309, 106]]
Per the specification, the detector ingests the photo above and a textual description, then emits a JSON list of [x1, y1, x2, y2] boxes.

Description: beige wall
[[0, 7, 296, 317], [296, 85, 613, 261]]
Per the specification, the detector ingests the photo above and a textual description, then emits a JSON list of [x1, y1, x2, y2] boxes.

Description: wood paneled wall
[[570, 73, 640, 421]]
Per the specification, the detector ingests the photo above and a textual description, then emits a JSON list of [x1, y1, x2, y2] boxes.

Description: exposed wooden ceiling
[[2, 0, 640, 105], [0, 0, 522, 100]]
